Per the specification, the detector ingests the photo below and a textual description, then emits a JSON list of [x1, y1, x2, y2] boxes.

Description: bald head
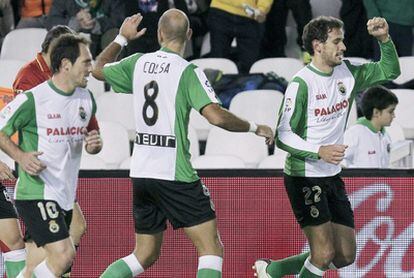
[[158, 9, 190, 45]]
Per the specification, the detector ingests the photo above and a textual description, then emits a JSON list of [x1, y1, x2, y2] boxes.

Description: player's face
[[70, 43, 93, 88], [378, 104, 396, 127], [320, 28, 346, 67]]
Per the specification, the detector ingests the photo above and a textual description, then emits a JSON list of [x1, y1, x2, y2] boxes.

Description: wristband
[[248, 121, 258, 133], [114, 34, 128, 47]]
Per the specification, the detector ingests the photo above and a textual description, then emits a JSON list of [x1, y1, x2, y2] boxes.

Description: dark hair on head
[[41, 25, 75, 54], [361, 85, 399, 120], [302, 16, 344, 55], [50, 34, 90, 74]]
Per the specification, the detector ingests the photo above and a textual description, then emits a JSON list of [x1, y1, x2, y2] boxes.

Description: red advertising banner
[[1, 174, 414, 277]]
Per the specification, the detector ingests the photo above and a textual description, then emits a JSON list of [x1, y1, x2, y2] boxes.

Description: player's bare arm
[[92, 13, 147, 81], [201, 103, 274, 145]]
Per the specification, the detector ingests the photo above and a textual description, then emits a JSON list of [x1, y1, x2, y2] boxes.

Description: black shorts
[[284, 174, 354, 229], [0, 184, 17, 219], [132, 178, 216, 234], [15, 200, 73, 247]]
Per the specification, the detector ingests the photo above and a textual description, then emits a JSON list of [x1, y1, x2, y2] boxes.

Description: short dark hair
[[50, 34, 90, 74], [41, 25, 75, 54], [302, 16, 344, 55], [361, 86, 399, 120]]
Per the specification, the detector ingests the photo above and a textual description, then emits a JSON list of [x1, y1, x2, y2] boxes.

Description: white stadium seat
[[95, 92, 135, 141], [392, 89, 414, 139], [1, 28, 47, 62], [229, 89, 284, 128], [191, 58, 239, 74], [257, 152, 288, 169], [82, 121, 130, 169], [249, 57, 303, 81], [0, 59, 26, 88], [189, 109, 213, 141], [394, 57, 414, 85], [205, 126, 268, 168]]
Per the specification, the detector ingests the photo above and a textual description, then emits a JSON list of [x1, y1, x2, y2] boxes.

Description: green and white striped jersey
[[103, 47, 219, 182], [276, 40, 400, 177], [0, 81, 96, 210]]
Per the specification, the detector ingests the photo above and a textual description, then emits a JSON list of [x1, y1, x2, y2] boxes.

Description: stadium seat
[[205, 126, 269, 168], [391, 89, 414, 139], [95, 92, 135, 141], [386, 121, 406, 142], [192, 154, 246, 169], [257, 151, 287, 169], [189, 109, 213, 141], [1, 28, 47, 62], [82, 121, 130, 169], [80, 155, 112, 170], [249, 57, 303, 81], [0, 59, 27, 88], [394, 57, 414, 85], [191, 58, 239, 74], [229, 89, 284, 128]]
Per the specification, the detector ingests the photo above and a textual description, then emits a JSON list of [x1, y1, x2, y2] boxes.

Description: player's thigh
[[302, 222, 335, 257], [184, 218, 222, 256], [0, 218, 24, 250], [69, 201, 86, 242], [331, 222, 356, 264]]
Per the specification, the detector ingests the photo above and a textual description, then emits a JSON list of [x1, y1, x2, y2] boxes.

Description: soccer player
[[0, 34, 102, 278], [92, 10, 274, 278], [343, 85, 398, 168], [0, 160, 26, 278], [13, 25, 99, 278], [253, 16, 400, 277]]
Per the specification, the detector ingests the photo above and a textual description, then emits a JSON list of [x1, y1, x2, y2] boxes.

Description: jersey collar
[[47, 80, 75, 96], [356, 117, 385, 134], [160, 47, 179, 55], [307, 62, 333, 77]]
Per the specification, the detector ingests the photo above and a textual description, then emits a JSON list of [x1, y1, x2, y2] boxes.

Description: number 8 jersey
[[103, 47, 219, 182]]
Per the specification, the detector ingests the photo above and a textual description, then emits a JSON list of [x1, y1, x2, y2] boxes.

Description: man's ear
[[312, 39, 322, 54], [372, 108, 381, 117], [61, 58, 72, 72], [187, 28, 193, 41]]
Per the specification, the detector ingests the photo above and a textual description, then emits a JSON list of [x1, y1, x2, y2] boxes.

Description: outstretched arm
[[92, 13, 147, 81], [202, 103, 274, 145]]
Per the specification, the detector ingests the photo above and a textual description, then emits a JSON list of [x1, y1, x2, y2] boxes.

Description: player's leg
[[327, 175, 356, 268], [254, 175, 333, 278], [0, 219, 26, 278], [15, 200, 76, 277], [23, 241, 45, 277], [184, 219, 223, 278], [37, 238, 76, 277], [100, 177, 166, 278], [158, 178, 222, 278], [61, 202, 86, 277], [100, 232, 163, 278], [69, 201, 87, 246], [0, 185, 26, 278]]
